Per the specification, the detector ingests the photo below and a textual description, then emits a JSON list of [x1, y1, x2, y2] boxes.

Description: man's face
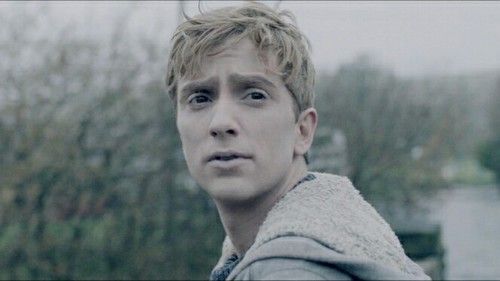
[[176, 38, 301, 204]]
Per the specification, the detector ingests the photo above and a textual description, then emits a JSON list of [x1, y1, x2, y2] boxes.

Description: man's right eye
[[188, 94, 211, 104]]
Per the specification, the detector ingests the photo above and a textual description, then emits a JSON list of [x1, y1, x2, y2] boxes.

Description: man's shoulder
[[240, 257, 352, 280], [235, 236, 352, 280], [219, 172, 430, 280], [231, 236, 426, 280]]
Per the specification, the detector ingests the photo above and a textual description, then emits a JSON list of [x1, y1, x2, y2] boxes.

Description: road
[[436, 185, 500, 279]]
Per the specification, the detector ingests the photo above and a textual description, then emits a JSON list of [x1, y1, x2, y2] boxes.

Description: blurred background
[[0, 1, 499, 279]]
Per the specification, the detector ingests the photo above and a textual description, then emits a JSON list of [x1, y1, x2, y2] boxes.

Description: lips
[[206, 151, 252, 162]]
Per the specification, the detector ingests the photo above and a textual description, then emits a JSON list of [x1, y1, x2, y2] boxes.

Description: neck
[[215, 158, 308, 257]]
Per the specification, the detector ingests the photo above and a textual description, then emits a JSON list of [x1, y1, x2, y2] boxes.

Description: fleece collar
[[213, 172, 427, 279]]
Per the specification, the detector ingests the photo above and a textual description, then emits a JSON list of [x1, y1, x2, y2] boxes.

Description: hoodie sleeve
[[227, 236, 428, 280], [236, 258, 353, 280]]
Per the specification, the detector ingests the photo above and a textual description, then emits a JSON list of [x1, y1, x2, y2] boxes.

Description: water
[[436, 185, 500, 279]]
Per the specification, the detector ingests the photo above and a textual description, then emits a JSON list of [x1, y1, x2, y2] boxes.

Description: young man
[[166, 3, 429, 280]]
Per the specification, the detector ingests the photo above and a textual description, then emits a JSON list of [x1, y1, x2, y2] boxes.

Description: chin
[[204, 177, 262, 204]]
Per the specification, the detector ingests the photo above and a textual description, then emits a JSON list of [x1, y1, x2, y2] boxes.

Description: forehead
[[178, 38, 281, 87]]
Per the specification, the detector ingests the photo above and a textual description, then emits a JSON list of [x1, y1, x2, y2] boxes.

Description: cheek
[[255, 111, 296, 160], [177, 114, 203, 167]]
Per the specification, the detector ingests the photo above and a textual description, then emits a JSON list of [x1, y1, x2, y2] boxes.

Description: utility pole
[[177, 1, 185, 25], [177, 0, 280, 25], [273, 0, 282, 10]]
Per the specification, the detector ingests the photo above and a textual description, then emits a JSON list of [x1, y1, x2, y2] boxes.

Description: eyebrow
[[228, 74, 277, 90], [179, 77, 218, 100]]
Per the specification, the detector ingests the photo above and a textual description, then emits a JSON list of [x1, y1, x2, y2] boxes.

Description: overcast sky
[[3, 1, 500, 77]]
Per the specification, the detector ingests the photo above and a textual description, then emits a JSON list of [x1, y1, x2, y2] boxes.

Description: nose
[[208, 100, 239, 138]]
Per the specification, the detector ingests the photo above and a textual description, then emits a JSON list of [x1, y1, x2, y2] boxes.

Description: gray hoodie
[[211, 172, 430, 280]]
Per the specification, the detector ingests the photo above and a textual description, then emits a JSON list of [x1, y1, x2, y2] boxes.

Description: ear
[[294, 107, 318, 157]]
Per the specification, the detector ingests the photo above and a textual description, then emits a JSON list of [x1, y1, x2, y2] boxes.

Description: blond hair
[[165, 2, 315, 116]]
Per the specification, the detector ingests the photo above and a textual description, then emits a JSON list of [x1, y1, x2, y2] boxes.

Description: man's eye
[[189, 95, 210, 104], [245, 90, 267, 100]]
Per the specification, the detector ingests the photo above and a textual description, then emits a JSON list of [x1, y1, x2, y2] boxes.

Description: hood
[[214, 172, 429, 279]]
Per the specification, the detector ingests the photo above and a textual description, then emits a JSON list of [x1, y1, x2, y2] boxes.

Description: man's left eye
[[245, 91, 267, 100]]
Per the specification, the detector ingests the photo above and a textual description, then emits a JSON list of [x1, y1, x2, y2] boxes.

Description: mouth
[[207, 151, 252, 163]]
